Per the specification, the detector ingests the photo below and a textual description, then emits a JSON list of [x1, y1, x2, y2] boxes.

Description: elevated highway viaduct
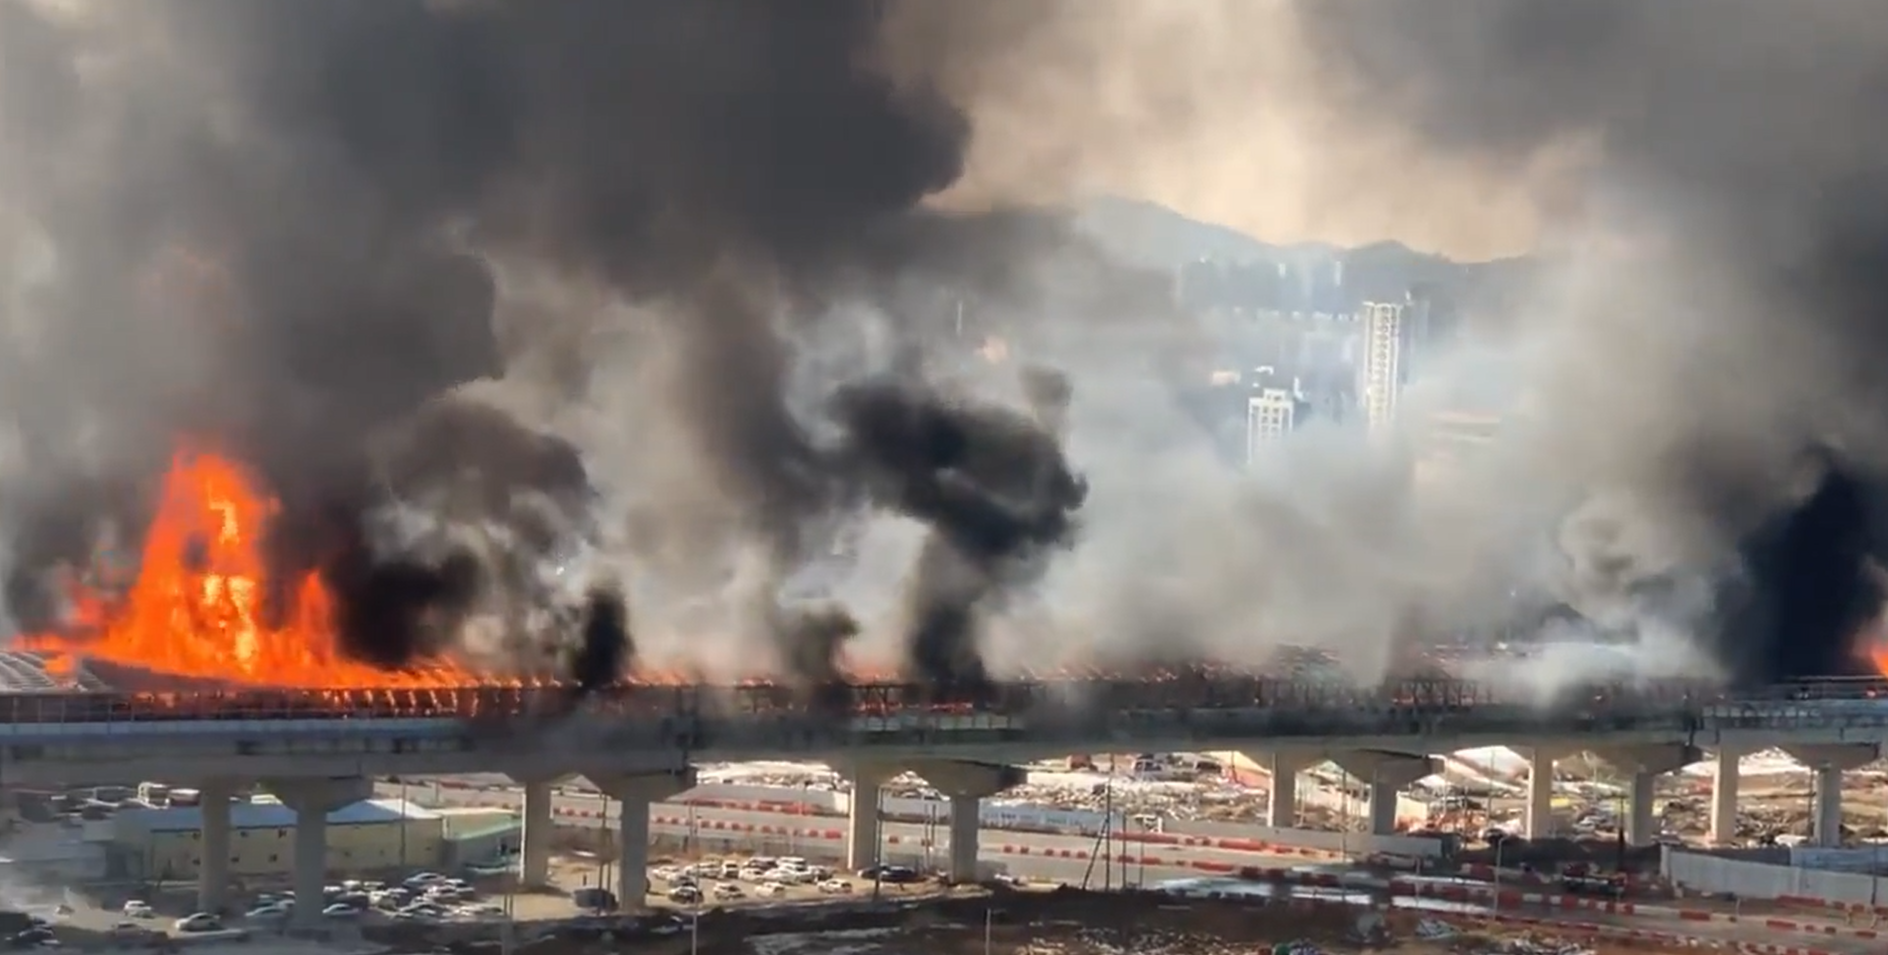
[[0, 674, 1884, 926]]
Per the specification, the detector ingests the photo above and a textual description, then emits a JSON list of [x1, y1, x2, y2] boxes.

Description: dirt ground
[[382, 886, 1704, 955], [1470, 753, 1888, 845]]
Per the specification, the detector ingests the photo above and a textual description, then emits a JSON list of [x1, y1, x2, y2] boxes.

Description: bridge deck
[[0, 674, 1877, 726]]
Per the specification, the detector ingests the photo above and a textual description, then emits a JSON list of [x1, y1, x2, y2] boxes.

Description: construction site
[[350, 886, 1683, 955], [703, 746, 1888, 852]]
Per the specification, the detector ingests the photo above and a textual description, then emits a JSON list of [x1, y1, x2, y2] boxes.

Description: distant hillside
[[1075, 196, 1298, 266], [1075, 195, 1534, 321]]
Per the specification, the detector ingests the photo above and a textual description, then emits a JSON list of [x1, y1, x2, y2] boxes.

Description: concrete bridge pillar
[[509, 773, 572, 889], [1709, 747, 1744, 846], [1524, 747, 1567, 839], [195, 779, 237, 915], [907, 759, 1024, 883], [1331, 750, 1439, 835], [1248, 751, 1312, 828], [1785, 745, 1876, 846], [1814, 766, 1843, 846], [842, 763, 896, 872], [1626, 771, 1656, 847], [262, 776, 373, 930], [1591, 744, 1698, 847], [587, 769, 697, 911]]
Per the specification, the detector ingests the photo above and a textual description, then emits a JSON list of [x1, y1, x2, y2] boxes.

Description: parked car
[[173, 913, 222, 934]]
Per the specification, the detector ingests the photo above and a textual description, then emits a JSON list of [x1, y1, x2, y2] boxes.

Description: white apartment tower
[[1245, 363, 1302, 466], [1357, 300, 1426, 434], [1245, 389, 1297, 466]]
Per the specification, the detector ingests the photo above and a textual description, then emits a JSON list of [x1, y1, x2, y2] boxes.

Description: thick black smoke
[[832, 377, 1086, 690], [1293, 0, 1888, 683], [0, 0, 1084, 689], [1714, 458, 1888, 686]]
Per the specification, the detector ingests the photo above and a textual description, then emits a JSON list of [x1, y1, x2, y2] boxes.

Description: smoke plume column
[[0, 0, 1109, 686], [1713, 455, 1888, 686], [1020, 365, 1073, 437], [832, 379, 1086, 691], [568, 582, 632, 696], [1290, 0, 1888, 683], [338, 394, 602, 674]]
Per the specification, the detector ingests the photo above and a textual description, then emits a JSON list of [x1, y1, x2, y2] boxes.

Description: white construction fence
[[1663, 846, 1888, 907]]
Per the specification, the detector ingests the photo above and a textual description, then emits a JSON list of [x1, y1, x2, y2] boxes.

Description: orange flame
[[18, 447, 482, 689]]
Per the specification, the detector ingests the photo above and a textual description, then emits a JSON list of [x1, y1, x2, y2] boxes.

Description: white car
[[738, 867, 771, 882], [174, 913, 222, 933], [817, 879, 853, 895], [121, 901, 154, 920], [711, 882, 743, 900], [108, 922, 156, 940], [755, 881, 787, 898]]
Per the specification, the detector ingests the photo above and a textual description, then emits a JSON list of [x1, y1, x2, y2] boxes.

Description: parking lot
[[9, 849, 941, 940]]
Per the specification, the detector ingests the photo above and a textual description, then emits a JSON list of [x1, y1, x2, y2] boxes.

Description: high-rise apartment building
[[1355, 298, 1431, 434], [1244, 365, 1304, 466]]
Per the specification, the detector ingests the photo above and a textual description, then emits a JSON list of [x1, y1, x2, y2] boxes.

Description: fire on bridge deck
[[0, 649, 1878, 726]]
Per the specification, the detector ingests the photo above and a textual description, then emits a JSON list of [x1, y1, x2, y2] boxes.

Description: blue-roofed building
[[110, 796, 445, 882]]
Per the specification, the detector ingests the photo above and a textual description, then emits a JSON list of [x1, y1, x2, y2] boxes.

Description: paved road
[[389, 781, 1874, 952]]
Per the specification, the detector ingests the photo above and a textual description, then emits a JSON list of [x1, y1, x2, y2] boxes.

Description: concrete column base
[[947, 795, 981, 883], [1782, 746, 1874, 847], [1709, 747, 1744, 847], [587, 769, 697, 911], [1331, 750, 1439, 835], [510, 773, 572, 890], [261, 777, 373, 930], [906, 760, 1022, 883], [1524, 747, 1568, 840], [196, 779, 238, 915], [843, 763, 897, 873], [1247, 751, 1313, 828], [1591, 745, 1699, 849], [1626, 771, 1656, 847], [1814, 765, 1844, 846]]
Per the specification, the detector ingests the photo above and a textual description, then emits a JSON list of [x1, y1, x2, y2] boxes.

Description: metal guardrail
[[0, 673, 1879, 727]]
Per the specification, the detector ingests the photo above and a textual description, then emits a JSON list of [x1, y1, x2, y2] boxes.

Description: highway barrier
[[423, 778, 1367, 859], [1775, 895, 1888, 919], [514, 796, 1346, 860], [1163, 816, 1450, 861]]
